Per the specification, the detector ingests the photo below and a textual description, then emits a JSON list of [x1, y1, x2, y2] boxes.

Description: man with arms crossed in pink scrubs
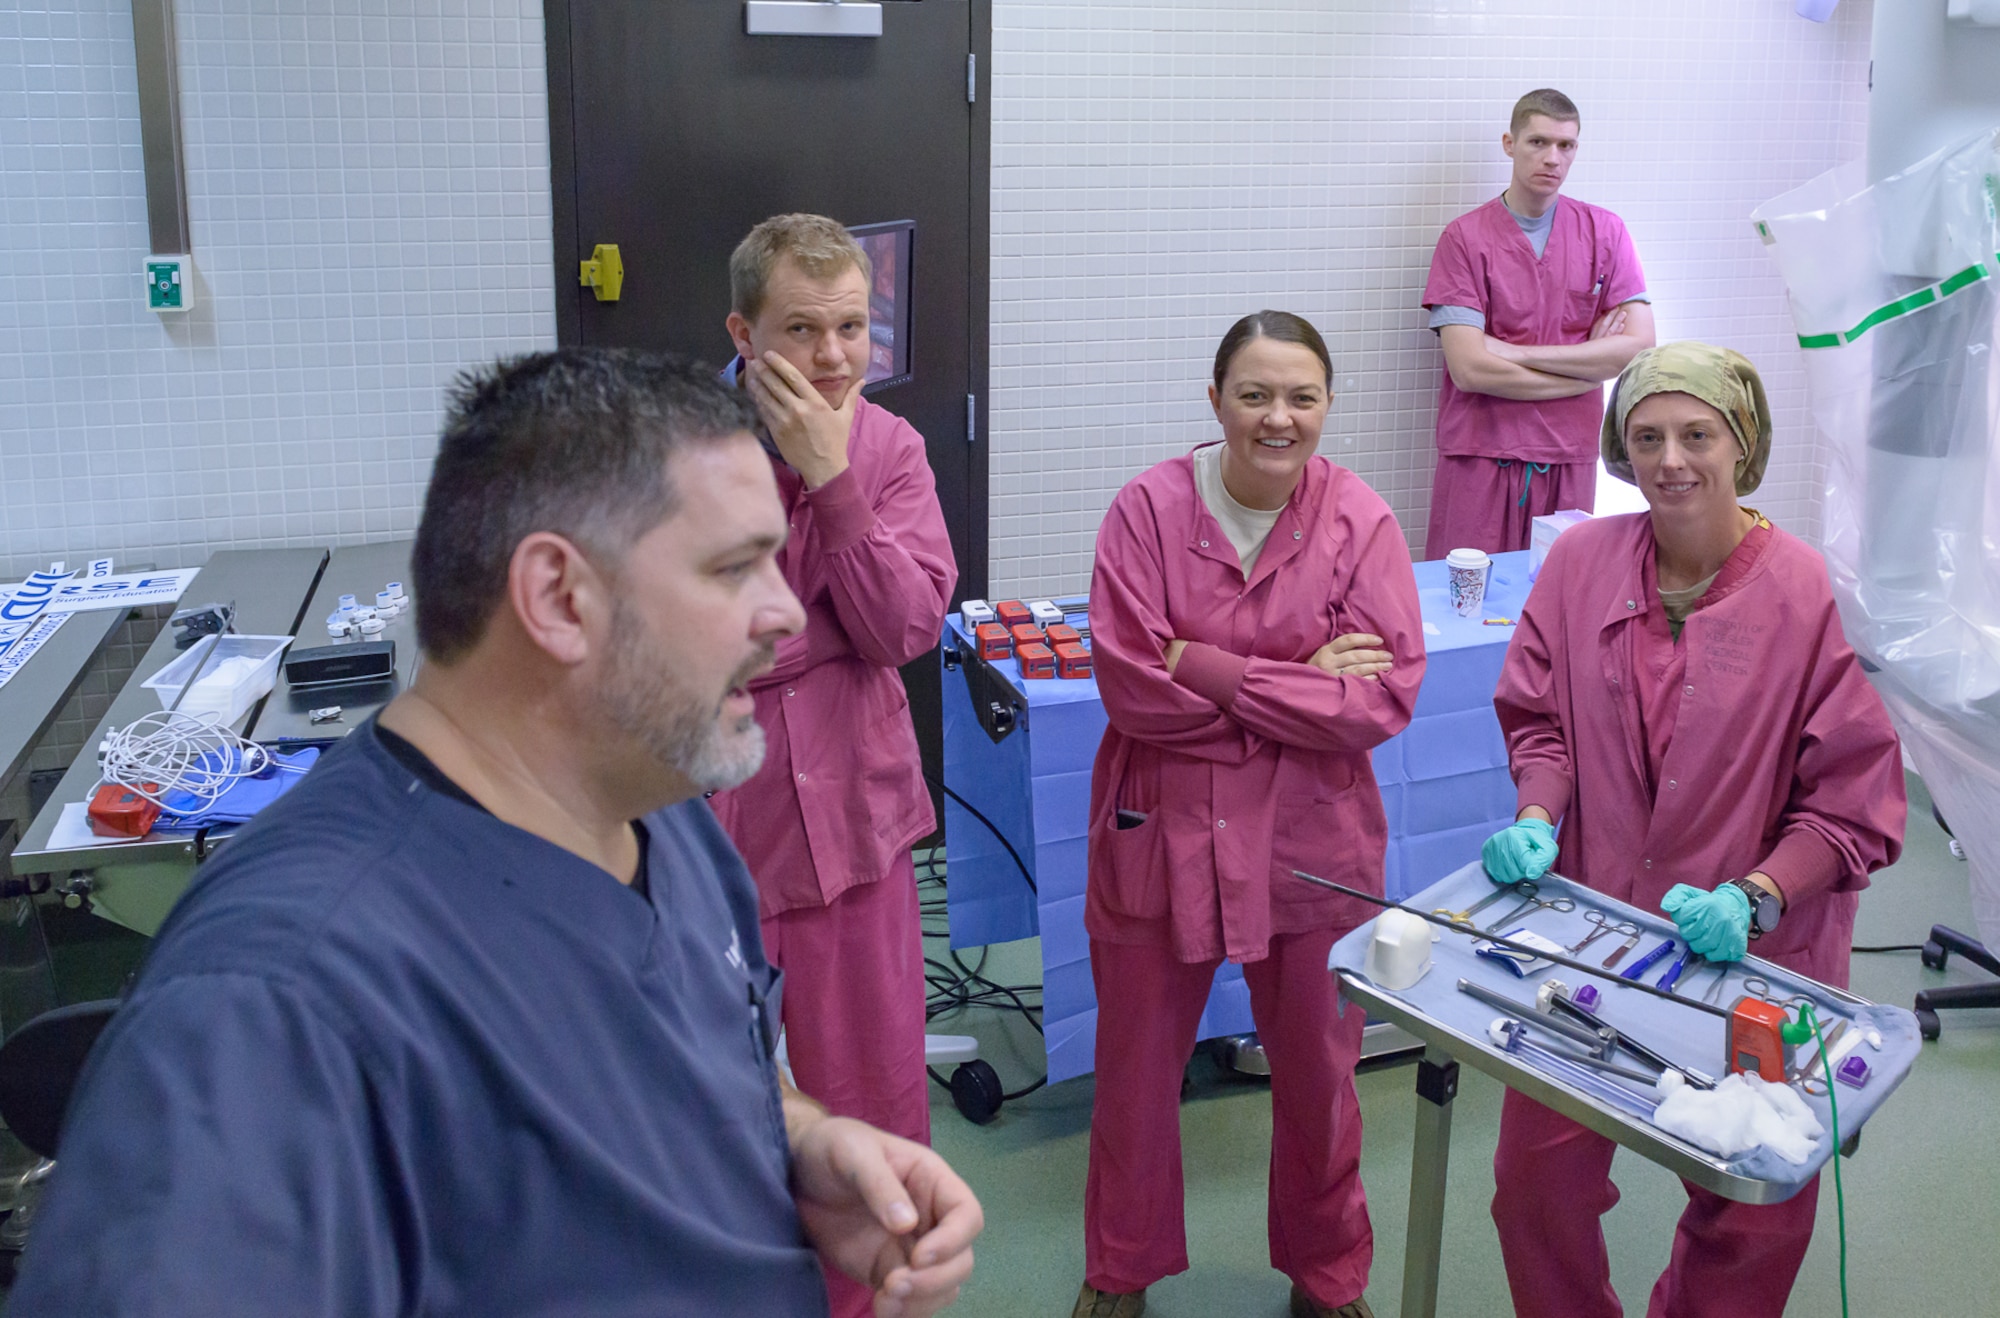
[[709, 213, 958, 1318], [1422, 88, 1656, 559]]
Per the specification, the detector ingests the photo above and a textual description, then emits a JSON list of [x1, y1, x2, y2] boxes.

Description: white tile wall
[[0, 0, 1873, 819], [0, 1, 553, 821], [0, 0, 554, 581], [987, 0, 1873, 598]]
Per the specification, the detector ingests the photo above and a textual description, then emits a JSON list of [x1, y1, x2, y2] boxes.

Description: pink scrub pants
[[1424, 455, 1596, 560], [1492, 1089, 1821, 1318], [762, 852, 931, 1318], [1084, 929, 1373, 1308]]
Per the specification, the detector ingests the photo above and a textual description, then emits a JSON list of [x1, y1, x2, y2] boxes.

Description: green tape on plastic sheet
[[1795, 257, 1996, 349]]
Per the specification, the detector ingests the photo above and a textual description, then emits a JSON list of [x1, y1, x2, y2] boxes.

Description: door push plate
[[745, 2, 883, 38], [580, 244, 623, 302]]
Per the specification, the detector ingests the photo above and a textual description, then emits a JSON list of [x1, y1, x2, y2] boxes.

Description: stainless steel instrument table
[[9, 549, 328, 933], [0, 591, 131, 803], [250, 540, 419, 747], [1331, 862, 1919, 1318]]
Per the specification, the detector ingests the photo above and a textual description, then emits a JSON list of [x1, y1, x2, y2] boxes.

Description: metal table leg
[[1401, 1046, 1459, 1318]]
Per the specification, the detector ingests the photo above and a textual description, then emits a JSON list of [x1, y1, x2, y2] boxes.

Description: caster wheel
[[1921, 940, 1949, 971], [950, 1061, 1002, 1125], [1917, 1007, 1941, 1042]]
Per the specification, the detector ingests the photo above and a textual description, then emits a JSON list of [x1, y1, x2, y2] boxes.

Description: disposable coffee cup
[[1445, 547, 1491, 618]]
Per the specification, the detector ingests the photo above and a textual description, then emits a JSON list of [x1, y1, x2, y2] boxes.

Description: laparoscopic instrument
[[1457, 979, 1618, 1059], [1292, 870, 1816, 1084], [1458, 975, 1720, 1091], [1537, 979, 1719, 1089]]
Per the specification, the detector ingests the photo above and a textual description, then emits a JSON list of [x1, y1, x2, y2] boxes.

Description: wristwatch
[[1723, 877, 1782, 939]]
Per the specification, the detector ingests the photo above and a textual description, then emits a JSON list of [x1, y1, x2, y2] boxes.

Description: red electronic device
[[1045, 623, 1081, 648], [995, 600, 1032, 629], [975, 622, 1011, 661], [1727, 997, 1810, 1082], [1016, 641, 1055, 679], [1009, 622, 1044, 650], [1055, 641, 1093, 679], [87, 783, 161, 838]]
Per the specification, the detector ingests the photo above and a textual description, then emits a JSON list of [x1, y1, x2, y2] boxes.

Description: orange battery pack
[[1009, 622, 1044, 649], [1045, 623, 1081, 648], [1055, 641, 1093, 679], [1017, 641, 1055, 679], [995, 600, 1032, 629], [88, 783, 161, 838], [1727, 998, 1793, 1082], [975, 622, 1011, 661]]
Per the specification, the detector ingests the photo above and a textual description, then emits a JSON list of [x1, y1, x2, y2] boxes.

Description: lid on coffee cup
[[1445, 548, 1492, 570]]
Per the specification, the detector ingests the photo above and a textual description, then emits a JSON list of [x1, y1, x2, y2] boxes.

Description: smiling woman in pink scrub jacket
[[1481, 341, 1906, 1318], [1072, 312, 1425, 1318]]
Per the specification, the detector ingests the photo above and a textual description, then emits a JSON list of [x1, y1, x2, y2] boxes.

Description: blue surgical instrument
[[1622, 939, 1677, 981]]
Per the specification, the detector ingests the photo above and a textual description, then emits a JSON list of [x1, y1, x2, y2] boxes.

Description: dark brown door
[[547, 0, 990, 825]]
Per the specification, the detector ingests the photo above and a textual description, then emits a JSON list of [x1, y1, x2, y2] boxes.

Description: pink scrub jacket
[[1494, 512, 1904, 957], [1424, 196, 1648, 466], [1489, 511, 1905, 1318], [1085, 446, 1426, 965], [706, 394, 957, 918]]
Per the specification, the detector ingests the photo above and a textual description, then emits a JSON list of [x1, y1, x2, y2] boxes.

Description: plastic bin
[[142, 634, 294, 726]]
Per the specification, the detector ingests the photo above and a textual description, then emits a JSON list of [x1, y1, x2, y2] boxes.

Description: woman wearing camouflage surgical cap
[[1477, 342, 1906, 1318]]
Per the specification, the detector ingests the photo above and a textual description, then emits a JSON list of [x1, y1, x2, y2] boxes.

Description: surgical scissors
[[1484, 892, 1576, 933], [1434, 880, 1536, 930], [1566, 910, 1639, 956]]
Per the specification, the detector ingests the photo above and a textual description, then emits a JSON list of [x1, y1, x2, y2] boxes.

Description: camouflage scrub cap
[[1601, 341, 1772, 495]]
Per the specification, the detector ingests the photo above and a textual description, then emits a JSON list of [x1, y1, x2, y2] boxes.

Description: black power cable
[[925, 773, 1036, 894], [911, 841, 1048, 1105]]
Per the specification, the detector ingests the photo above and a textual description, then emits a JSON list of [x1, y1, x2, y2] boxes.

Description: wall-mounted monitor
[[848, 219, 914, 394]]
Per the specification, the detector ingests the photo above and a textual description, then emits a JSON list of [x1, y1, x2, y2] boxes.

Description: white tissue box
[[1530, 509, 1592, 581]]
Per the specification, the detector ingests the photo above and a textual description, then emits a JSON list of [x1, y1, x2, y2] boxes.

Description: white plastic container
[[143, 634, 294, 726], [1363, 909, 1437, 990]]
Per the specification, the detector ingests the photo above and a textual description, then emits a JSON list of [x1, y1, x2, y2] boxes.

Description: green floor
[[925, 775, 2000, 1316]]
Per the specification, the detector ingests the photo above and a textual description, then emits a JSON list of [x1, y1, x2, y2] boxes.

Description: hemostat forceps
[[1483, 892, 1576, 933], [1566, 910, 1639, 957], [1434, 880, 1536, 930]]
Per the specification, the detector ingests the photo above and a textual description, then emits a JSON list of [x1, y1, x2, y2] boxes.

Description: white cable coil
[[95, 710, 303, 810]]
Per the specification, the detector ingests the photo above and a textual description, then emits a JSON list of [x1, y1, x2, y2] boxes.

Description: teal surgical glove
[[1480, 817, 1558, 885], [1660, 882, 1751, 963]]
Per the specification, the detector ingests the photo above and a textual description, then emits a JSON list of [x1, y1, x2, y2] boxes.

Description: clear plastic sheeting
[[1752, 128, 2000, 950]]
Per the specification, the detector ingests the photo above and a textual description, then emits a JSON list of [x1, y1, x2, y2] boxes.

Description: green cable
[[1801, 1002, 1849, 1318]]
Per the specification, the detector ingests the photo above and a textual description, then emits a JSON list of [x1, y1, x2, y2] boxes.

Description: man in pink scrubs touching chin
[[1421, 88, 1656, 560], [708, 213, 957, 1318]]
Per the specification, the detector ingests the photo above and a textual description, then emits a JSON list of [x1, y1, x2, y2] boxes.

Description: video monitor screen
[[848, 219, 914, 393]]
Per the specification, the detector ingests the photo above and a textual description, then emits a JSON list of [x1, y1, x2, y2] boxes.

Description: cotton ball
[[1655, 1068, 1687, 1099]]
